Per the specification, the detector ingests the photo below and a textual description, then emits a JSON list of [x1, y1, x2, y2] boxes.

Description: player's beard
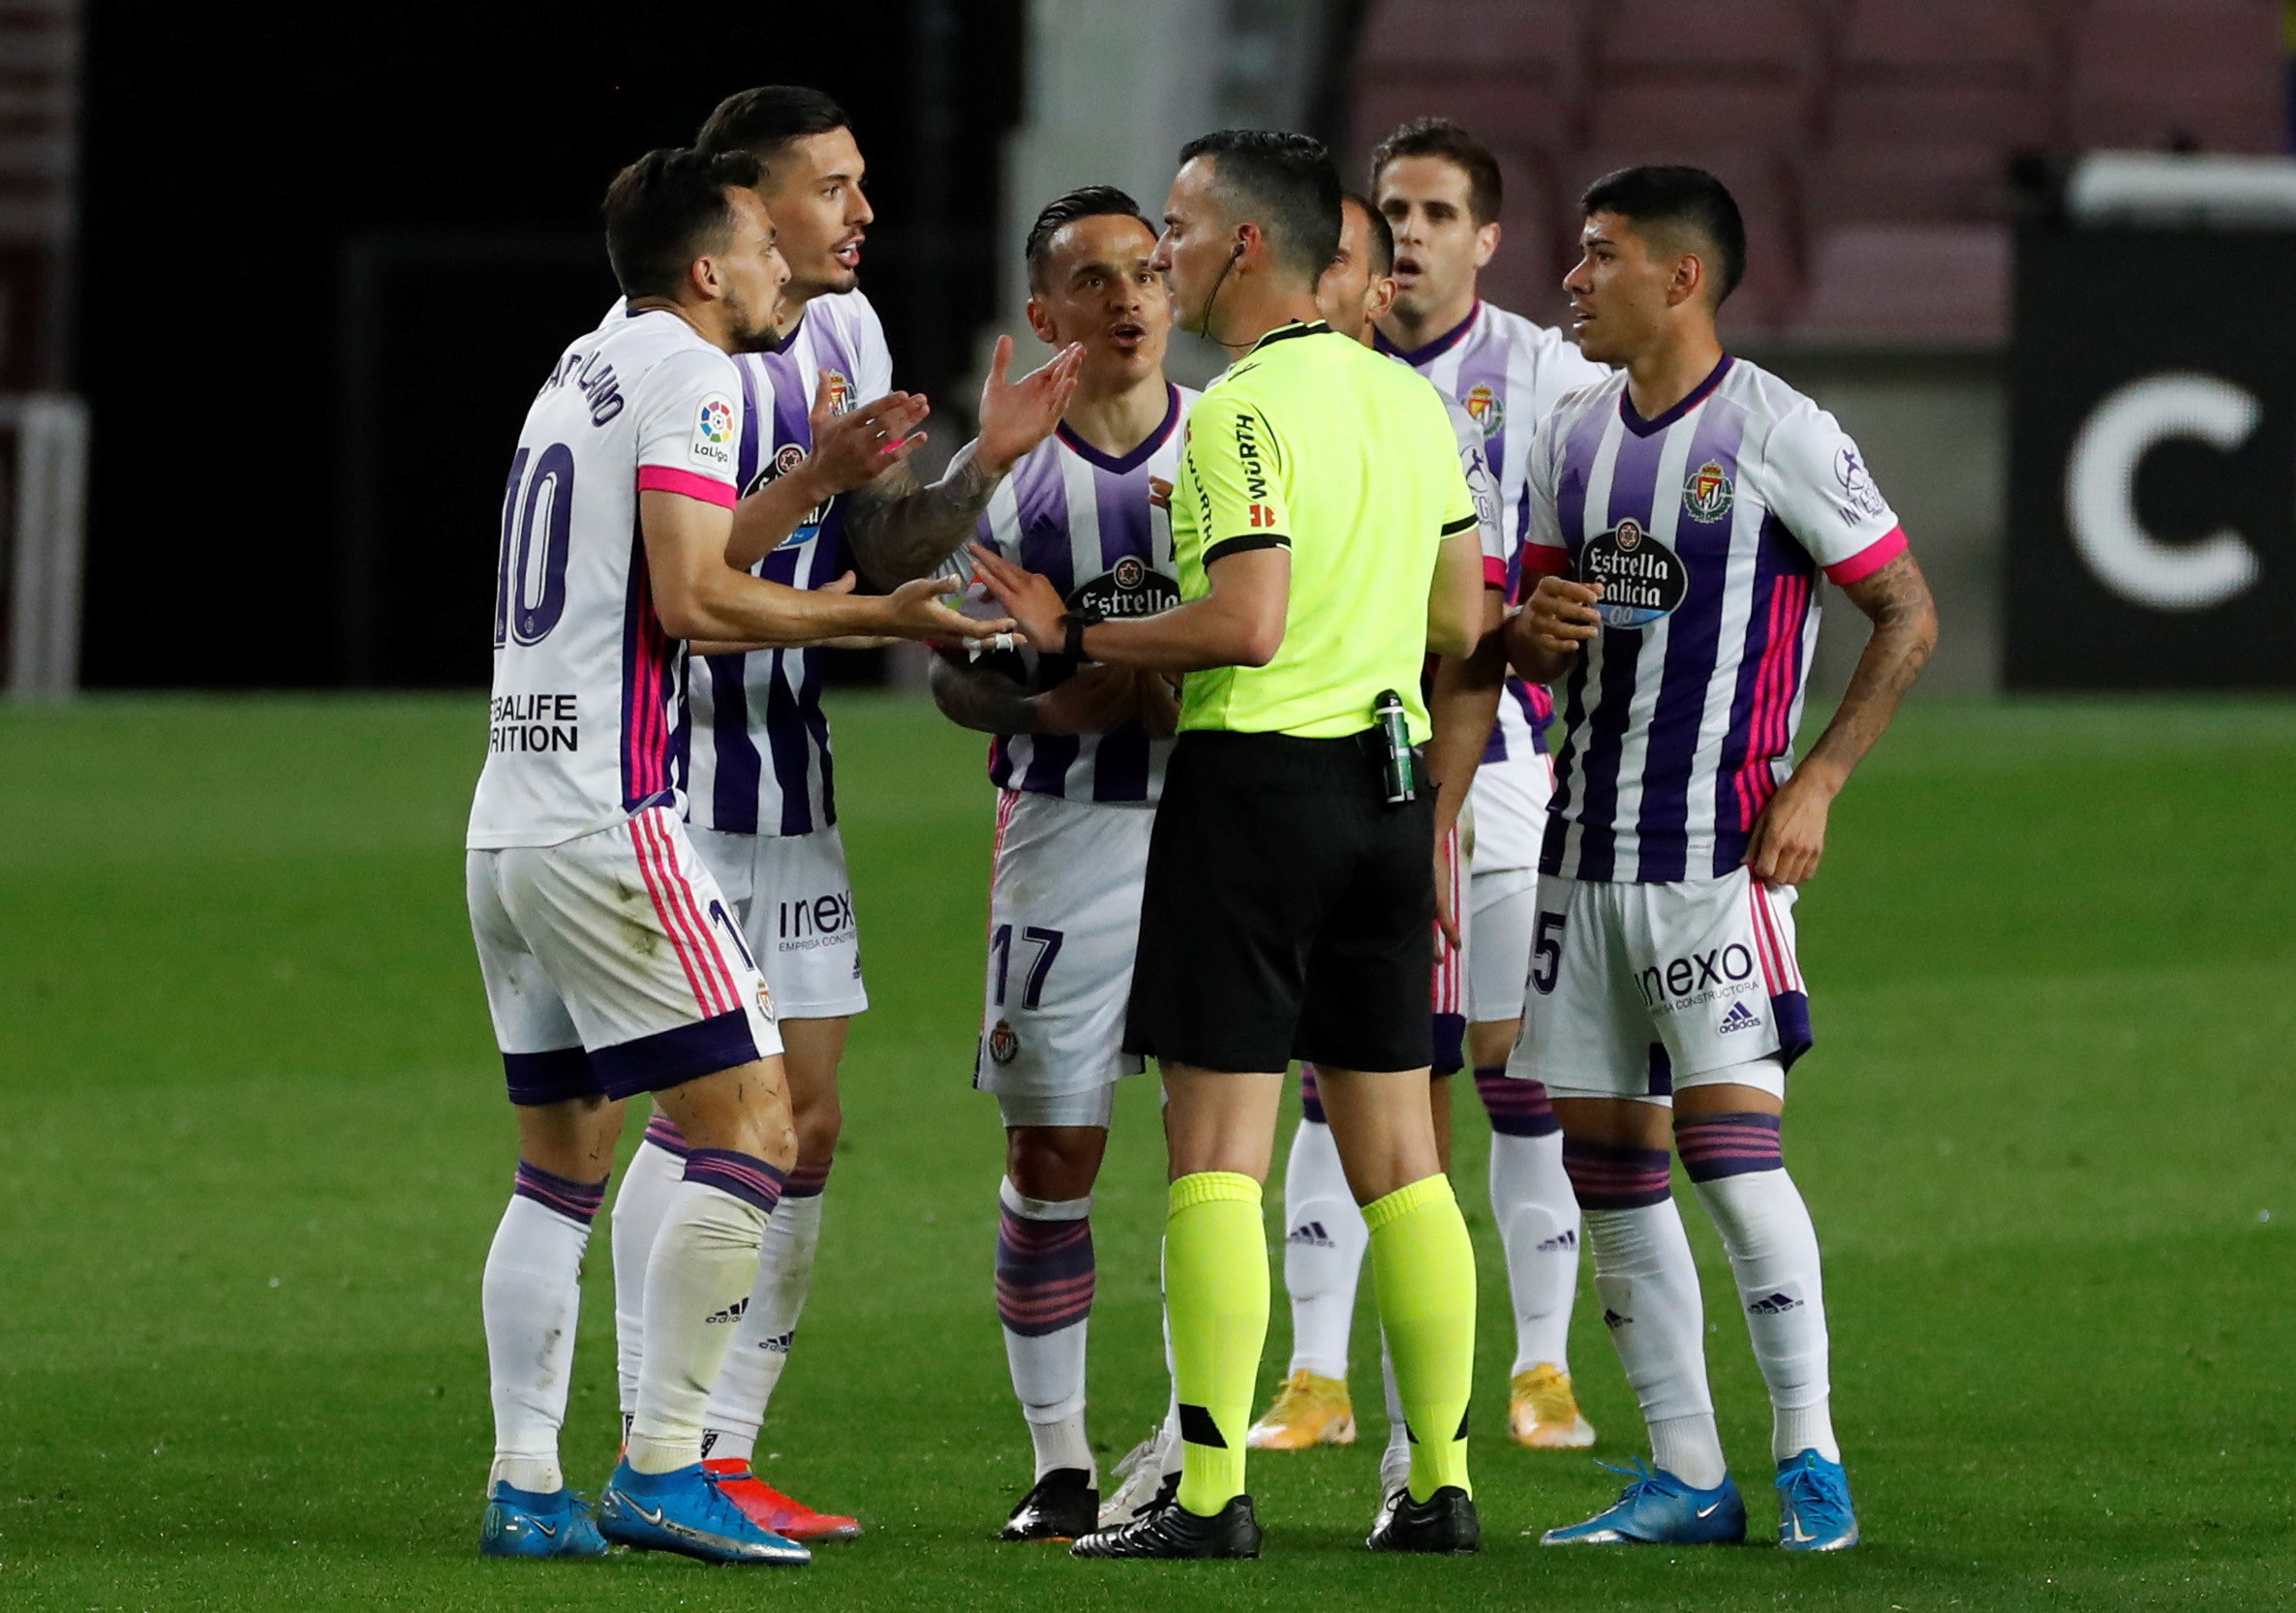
[[724, 287, 781, 353]]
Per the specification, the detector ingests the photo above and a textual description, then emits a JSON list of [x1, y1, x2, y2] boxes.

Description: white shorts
[[1466, 754, 1554, 878], [689, 824, 869, 1020], [1467, 869, 1537, 1025], [1508, 866, 1811, 1099], [975, 789, 1152, 1104], [468, 806, 782, 1105]]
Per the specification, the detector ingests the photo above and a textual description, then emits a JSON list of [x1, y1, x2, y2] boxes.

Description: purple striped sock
[[641, 1112, 689, 1158], [682, 1148, 787, 1216], [1674, 1111, 1784, 1181], [512, 1161, 609, 1226], [1474, 1068, 1560, 1138], [1300, 1064, 1326, 1124], [1561, 1139, 1674, 1209], [995, 1206, 1095, 1338], [784, 1159, 832, 1200]]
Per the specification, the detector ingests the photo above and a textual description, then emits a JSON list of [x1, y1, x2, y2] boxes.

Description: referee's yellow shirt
[[1170, 320, 1477, 743]]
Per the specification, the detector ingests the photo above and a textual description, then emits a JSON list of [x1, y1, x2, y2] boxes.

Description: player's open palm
[[808, 371, 931, 494], [966, 542, 1067, 652], [1745, 770, 1833, 887], [878, 574, 1014, 646], [1523, 575, 1603, 654], [976, 335, 1085, 473]]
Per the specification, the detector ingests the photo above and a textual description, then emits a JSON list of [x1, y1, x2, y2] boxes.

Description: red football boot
[[702, 1458, 862, 1541]]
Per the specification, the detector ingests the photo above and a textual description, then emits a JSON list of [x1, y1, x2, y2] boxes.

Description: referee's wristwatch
[[1061, 603, 1106, 662]]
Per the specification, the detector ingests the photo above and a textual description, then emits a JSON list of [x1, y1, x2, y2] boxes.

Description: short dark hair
[[602, 146, 762, 302], [1580, 165, 1746, 304], [1177, 128, 1343, 283], [696, 84, 850, 168], [1025, 185, 1151, 291], [1370, 117, 1504, 225], [1340, 189, 1394, 277]]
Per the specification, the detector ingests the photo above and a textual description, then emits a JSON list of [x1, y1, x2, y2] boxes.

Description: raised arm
[[724, 372, 931, 571], [1743, 550, 1937, 885], [842, 337, 1084, 586]]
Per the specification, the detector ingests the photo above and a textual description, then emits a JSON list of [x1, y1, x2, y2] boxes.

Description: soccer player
[[1505, 166, 1936, 1550], [604, 86, 1081, 1542], [926, 185, 1196, 1541], [1260, 118, 1612, 1456], [972, 130, 1488, 1561], [470, 147, 1004, 1565]]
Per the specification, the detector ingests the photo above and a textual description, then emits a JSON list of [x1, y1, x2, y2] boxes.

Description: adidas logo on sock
[[759, 1329, 795, 1354], [1536, 1229, 1578, 1253], [1719, 1000, 1761, 1033], [1286, 1221, 1335, 1248], [1747, 1291, 1802, 1314], [1602, 1307, 1631, 1330], [704, 1296, 750, 1325]]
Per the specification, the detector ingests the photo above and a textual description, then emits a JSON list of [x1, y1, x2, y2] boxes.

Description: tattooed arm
[[1744, 551, 1938, 885]]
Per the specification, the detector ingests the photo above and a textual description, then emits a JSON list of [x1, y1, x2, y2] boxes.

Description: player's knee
[[1468, 1019, 1520, 1071], [792, 1091, 842, 1165], [1005, 1127, 1104, 1202]]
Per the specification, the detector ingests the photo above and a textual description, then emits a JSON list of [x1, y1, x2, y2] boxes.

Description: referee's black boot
[[1071, 1493, 1262, 1560], [1367, 1485, 1481, 1554], [1000, 1469, 1098, 1542]]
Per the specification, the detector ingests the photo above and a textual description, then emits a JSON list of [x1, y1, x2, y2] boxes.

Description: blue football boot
[[478, 1481, 609, 1559], [1775, 1449, 1859, 1550], [1540, 1459, 1748, 1545], [597, 1459, 811, 1566]]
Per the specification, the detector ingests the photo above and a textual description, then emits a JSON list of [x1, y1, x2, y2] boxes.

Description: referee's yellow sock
[[1165, 1171, 1269, 1516], [1367, 1172, 1477, 1502]]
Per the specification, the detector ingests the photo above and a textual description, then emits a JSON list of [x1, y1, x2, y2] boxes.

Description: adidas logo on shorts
[[1719, 1000, 1761, 1033]]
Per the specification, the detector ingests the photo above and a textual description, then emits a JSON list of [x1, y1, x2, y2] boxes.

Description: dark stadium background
[[77, 1, 1025, 689]]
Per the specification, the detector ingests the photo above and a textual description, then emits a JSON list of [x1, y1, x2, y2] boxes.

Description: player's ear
[[1024, 294, 1057, 348], [687, 250, 722, 304], [1668, 250, 1705, 311], [1474, 219, 1501, 270], [1368, 274, 1398, 321]]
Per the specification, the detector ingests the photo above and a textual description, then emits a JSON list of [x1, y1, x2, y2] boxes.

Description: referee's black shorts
[[1125, 727, 1434, 1075]]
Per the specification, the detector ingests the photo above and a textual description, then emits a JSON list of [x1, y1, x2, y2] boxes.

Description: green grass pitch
[[1, 693, 2289, 1611]]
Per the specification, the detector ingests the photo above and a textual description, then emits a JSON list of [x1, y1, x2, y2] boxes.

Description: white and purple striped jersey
[[1521, 356, 1909, 883], [1380, 300, 1610, 764], [684, 291, 896, 838], [973, 382, 1196, 805], [468, 309, 741, 850]]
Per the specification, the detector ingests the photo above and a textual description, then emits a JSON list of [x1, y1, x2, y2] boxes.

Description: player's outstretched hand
[[808, 371, 931, 494], [966, 542, 1067, 653], [1147, 474, 1173, 512], [976, 336, 1085, 476], [1033, 665, 1141, 737], [876, 574, 1016, 647], [1521, 575, 1603, 654], [1744, 768, 1835, 887]]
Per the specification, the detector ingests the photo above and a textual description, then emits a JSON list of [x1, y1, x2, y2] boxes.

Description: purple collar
[[1375, 301, 1481, 366], [1619, 354, 1733, 438], [1056, 382, 1182, 474]]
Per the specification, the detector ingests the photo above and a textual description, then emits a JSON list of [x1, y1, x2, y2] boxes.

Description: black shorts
[[1125, 728, 1435, 1075]]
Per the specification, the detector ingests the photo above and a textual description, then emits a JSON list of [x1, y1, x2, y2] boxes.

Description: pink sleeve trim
[[1483, 556, 1509, 589], [1823, 525, 1906, 586], [637, 466, 738, 508], [1520, 544, 1571, 577]]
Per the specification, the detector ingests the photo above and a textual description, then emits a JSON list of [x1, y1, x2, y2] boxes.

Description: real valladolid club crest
[[1683, 458, 1734, 523], [988, 1019, 1020, 1065], [821, 369, 854, 415], [1464, 382, 1504, 438]]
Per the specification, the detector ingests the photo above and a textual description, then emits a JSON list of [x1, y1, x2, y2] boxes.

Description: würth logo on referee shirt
[[1232, 410, 1270, 501]]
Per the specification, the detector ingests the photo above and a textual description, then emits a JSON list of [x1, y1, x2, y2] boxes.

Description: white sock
[[1158, 1271, 1183, 1480], [609, 1138, 685, 1425], [1280, 1115, 1368, 1380], [699, 1190, 824, 1462], [1693, 1168, 1838, 1463], [1487, 1129, 1581, 1375], [994, 1179, 1096, 1480], [627, 1179, 768, 1475], [481, 1186, 597, 1494], [1378, 1333, 1409, 1494], [1583, 1202, 1727, 1488]]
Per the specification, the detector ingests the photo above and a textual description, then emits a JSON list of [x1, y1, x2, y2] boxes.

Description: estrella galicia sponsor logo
[[690, 392, 737, 472], [1286, 1220, 1335, 1249], [1747, 1291, 1803, 1315], [1637, 943, 1759, 1013], [1464, 382, 1504, 438], [1683, 458, 1734, 523], [744, 441, 828, 543], [1582, 517, 1690, 628], [777, 889, 856, 953], [1070, 558, 1180, 620], [1833, 443, 1887, 521]]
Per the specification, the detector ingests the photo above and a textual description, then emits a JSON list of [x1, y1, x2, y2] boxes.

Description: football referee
[[970, 129, 1488, 1561]]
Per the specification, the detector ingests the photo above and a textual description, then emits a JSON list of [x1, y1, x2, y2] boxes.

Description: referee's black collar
[[1246, 320, 1332, 353]]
